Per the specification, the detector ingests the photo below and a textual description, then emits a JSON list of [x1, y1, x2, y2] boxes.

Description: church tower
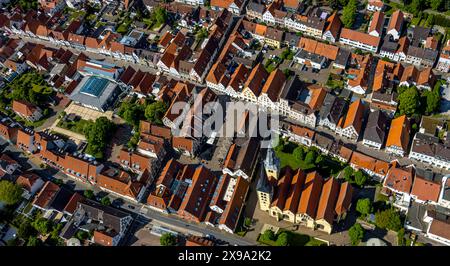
[[256, 166, 274, 212], [264, 148, 280, 180]]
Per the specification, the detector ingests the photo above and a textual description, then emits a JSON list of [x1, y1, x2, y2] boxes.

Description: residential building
[[368, 11, 384, 37], [437, 41, 450, 73], [385, 115, 410, 157], [12, 100, 43, 122], [318, 93, 348, 131], [399, 66, 436, 91], [339, 28, 381, 53], [386, 10, 404, 41], [335, 99, 366, 141], [362, 110, 390, 150]]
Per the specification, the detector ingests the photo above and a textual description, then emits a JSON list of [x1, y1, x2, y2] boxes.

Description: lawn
[[57, 118, 93, 135], [274, 138, 346, 176], [258, 231, 327, 246]]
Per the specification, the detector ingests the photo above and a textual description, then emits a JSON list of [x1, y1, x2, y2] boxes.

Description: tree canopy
[[84, 190, 95, 199], [260, 229, 276, 242], [7, 71, 53, 107], [275, 232, 291, 246], [354, 170, 368, 187], [0, 180, 23, 205], [397, 86, 420, 116], [26, 236, 43, 246], [349, 223, 365, 246], [356, 198, 372, 217], [145, 101, 167, 125], [342, 0, 358, 28], [160, 233, 177, 246], [101, 196, 111, 206], [84, 117, 115, 159], [375, 208, 403, 232], [32, 218, 53, 235]]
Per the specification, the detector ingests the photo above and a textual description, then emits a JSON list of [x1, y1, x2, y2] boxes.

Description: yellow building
[[266, 169, 354, 234]]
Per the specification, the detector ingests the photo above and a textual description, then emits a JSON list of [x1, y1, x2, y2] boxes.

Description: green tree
[[101, 196, 111, 206], [356, 198, 372, 217], [145, 101, 167, 125], [84, 190, 94, 199], [423, 88, 440, 115], [32, 218, 53, 235], [261, 229, 276, 242], [304, 150, 317, 165], [342, 0, 358, 28], [293, 147, 305, 161], [118, 101, 145, 128], [375, 209, 403, 232], [0, 180, 23, 205], [398, 86, 420, 116], [76, 230, 90, 240], [349, 223, 365, 246], [160, 233, 177, 246], [430, 0, 444, 11], [275, 232, 290, 246], [18, 220, 37, 240], [84, 117, 114, 159], [27, 236, 43, 246], [354, 170, 368, 187], [342, 166, 354, 183], [409, 0, 425, 15]]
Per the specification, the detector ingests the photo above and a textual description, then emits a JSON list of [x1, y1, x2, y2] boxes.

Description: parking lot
[[290, 62, 332, 86]]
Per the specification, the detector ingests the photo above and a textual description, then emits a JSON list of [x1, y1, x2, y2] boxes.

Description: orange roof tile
[[297, 171, 323, 218], [385, 115, 410, 151], [339, 99, 365, 132], [411, 176, 441, 202], [384, 166, 414, 194], [340, 28, 381, 47]]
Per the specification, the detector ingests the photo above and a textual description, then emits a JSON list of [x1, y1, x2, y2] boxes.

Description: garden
[[274, 137, 347, 177], [258, 229, 327, 246]]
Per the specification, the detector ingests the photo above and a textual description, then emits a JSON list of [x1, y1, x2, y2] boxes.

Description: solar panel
[[80, 77, 109, 97]]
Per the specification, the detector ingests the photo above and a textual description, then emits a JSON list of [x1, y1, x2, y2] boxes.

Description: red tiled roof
[[340, 28, 381, 47]]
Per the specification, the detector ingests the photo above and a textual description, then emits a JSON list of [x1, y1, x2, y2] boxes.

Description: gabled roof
[[33, 181, 60, 209], [338, 99, 365, 133], [261, 69, 286, 102], [12, 100, 40, 117], [324, 11, 342, 38], [335, 182, 353, 215], [385, 115, 410, 151], [219, 176, 250, 231], [316, 177, 340, 224], [244, 63, 268, 97], [387, 10, 404, 33], [297, 171, 323, 218], [368, 11, 384, 35], [363, 110, 389, 144], [340, 28, 381, 47], [16, 172, 41, 192]]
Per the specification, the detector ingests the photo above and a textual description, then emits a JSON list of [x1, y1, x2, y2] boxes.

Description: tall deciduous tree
[[342, 0, 358, 28], [0, 180, 23, 205], [349, 223, 365, 246], [356, 198, 372, 217], [398, 86, 420, 116], [145, 101, 167, 125]]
